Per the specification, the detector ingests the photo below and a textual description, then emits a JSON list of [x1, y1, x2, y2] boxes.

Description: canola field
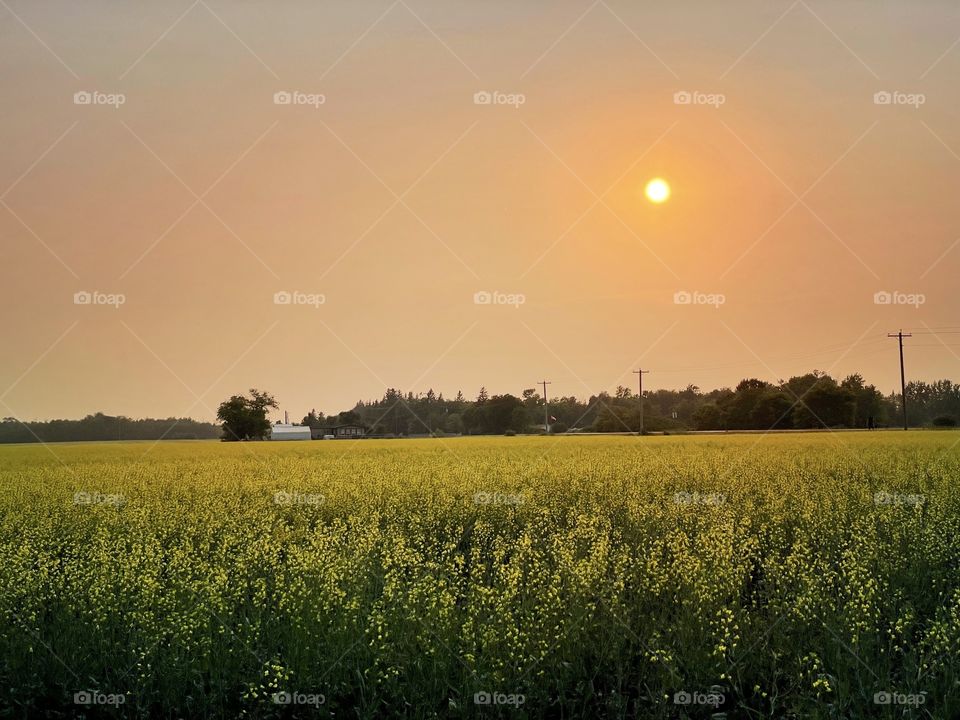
[[1, 433, 959, 718]]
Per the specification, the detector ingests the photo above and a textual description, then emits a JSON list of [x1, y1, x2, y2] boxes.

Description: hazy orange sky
[[2, 0, 959, 422]]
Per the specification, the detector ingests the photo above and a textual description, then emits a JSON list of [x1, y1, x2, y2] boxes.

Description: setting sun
[[644, 178, 671, 203]]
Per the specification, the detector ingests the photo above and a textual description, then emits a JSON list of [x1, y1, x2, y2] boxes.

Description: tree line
[[3, 373, 958, 443], [0, 413, 220, 444], [296, 373, 960, 437]]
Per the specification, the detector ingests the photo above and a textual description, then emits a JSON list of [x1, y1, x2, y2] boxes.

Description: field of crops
[[1, 433, 958, 718]]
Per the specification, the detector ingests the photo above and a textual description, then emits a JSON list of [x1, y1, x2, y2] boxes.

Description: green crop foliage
[[1, 433, 958, 718]]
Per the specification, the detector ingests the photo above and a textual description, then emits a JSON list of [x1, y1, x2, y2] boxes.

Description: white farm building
[[270, 423, 312, 441]]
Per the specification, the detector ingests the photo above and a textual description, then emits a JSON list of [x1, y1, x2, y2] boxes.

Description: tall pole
[[539, 380, 552, 432], [633, 369, 650, 434], [888, 330, 912, 430]]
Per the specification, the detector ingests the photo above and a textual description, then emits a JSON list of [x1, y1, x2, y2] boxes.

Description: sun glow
[[644, 178, 671, 204]]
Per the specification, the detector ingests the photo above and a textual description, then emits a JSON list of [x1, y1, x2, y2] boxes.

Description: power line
[[654, 341, 890, 375]]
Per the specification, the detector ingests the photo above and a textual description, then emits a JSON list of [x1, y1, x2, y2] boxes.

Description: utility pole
[[539, 380, 552, 432], [632, 369, 650, 435], [887, 330, 912, 430]]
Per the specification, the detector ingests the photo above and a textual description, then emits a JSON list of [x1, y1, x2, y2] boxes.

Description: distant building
[[314, 424, 367, 439], [270, 423, 311, 441]]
